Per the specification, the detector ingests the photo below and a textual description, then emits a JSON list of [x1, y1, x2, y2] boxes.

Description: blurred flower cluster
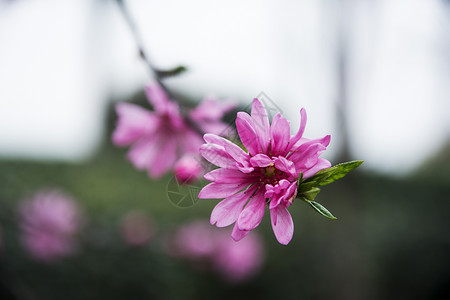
[[112, 82, 236, 183], [165, 220, 264, 283], [19, 189, 82, 262], [10, 188, 266, 283]]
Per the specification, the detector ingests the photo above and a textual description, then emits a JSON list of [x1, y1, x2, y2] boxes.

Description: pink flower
[[120, 211, 155, 246], [168, 220, 217, 260], [213, 230, 264, 283], [166, 220, 264, 282], [112, 82, 235, 179], [198, 98, 331, 245], [19, 189, 82, 262]]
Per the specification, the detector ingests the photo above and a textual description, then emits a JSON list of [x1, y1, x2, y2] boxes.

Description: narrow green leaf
[[304, 160, 363, 187], [155, 65, 187, 78], [301, 187, 321, 201], [308, 201, 337, 220]]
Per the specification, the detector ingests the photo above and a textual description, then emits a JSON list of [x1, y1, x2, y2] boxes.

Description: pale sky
[[0, 0, 448, 175]]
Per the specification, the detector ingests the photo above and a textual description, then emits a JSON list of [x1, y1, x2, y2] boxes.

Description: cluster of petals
[[112, 82, 235, 181], [198, 98, 331, 245], [19, 189, 81, 262], [165, 220, 264, 283]]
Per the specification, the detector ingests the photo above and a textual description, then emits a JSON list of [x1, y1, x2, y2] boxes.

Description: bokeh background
[[1, 0, 449, 299]]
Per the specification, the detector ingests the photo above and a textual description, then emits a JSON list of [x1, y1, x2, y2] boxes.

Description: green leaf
[[308, 201, 337, 220], [304, 160, 363, 187], [301, 187, 321, 201], [155, 65, 187, 78]]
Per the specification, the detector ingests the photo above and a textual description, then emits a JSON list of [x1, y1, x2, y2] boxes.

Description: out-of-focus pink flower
[[213, 231, 264, 283], [199, 98, 331, 245], [174, 154, 203, 184], [166, 220, 264, 283], [169, 220, 217, 260], [120, 211, 155, 247], [19, 189, 81, 262], [112, 82, 236, 179]]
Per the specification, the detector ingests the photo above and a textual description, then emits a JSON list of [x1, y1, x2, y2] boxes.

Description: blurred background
[[0, 0, 449, 299]]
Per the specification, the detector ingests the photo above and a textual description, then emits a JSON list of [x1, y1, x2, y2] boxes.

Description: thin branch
[[115, 0, 167, 90]]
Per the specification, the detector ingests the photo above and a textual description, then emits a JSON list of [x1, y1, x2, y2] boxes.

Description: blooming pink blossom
[[166, 220, 264, 282], [112, 82, 235, 179], [19, 189, 81, 262], [120, 211, 155, 246], [198, 98, 331, 245]]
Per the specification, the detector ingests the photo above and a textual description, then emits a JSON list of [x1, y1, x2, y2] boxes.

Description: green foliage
[[297, 160, 363, 219], [155, 65, 187, 79], [305, 160, 364, 187], [306, 200, 337, 220]]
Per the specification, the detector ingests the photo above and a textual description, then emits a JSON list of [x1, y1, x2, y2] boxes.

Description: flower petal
[[148, 136, 177, 178], [250, 154, 274, 167], [290, 143, 326, 171], [274, 156, 296, 178], [204, 168, 246, 183], [127, 135, 159, 170], [204, 134, 250, 166], [211, 187, 256, 227], [190, 97, 236, 122], [237, 190, 266, 231], [145, 82, 171, 113], [112, 103, 156, 146], [302, 158, 331, 179], [198, 182, 249, 199], [270, 113, 291, 155], [251, 98, 270, 153], [288, 108, 307, 152], [231, 223, 250, 241], [270, 206, 294, 245], [236, 112, 260, 156], [200, 144, 237, 169]]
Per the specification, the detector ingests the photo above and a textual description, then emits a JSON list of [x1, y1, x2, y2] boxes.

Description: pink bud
[[174, 155, 204, 184]]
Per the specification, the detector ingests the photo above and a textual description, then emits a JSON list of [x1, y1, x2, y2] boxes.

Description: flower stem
[[115, 0, 167, 91]]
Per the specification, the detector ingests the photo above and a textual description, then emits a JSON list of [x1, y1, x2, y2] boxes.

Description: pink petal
[[270, 206, 294, 245], [236, 112, 260, 156], [204, 134, 250, 166], [292, 135, 331, 153], [198, 182, 249, 199], [250, 154, 274, 167], [250, 98, 270, 153], [302, 158, 331, 179], [211, 187, 256, 227], [270, 113, 291, 155], [145, 82, 170, 113], [190, 97, 236, 122], [290, 143, 326, 172], [200, 144, 237, 169], [288, 108, 307, 152], [112, 103, 156, 146], [182, 129, 204, 154], [204, 168, 246, 183], [237, 190, 266, 231], [231, 223, 250, 241], [127, 136, 159, 170], [148, 137, 177, 178], [274, 157, 296, 178]]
